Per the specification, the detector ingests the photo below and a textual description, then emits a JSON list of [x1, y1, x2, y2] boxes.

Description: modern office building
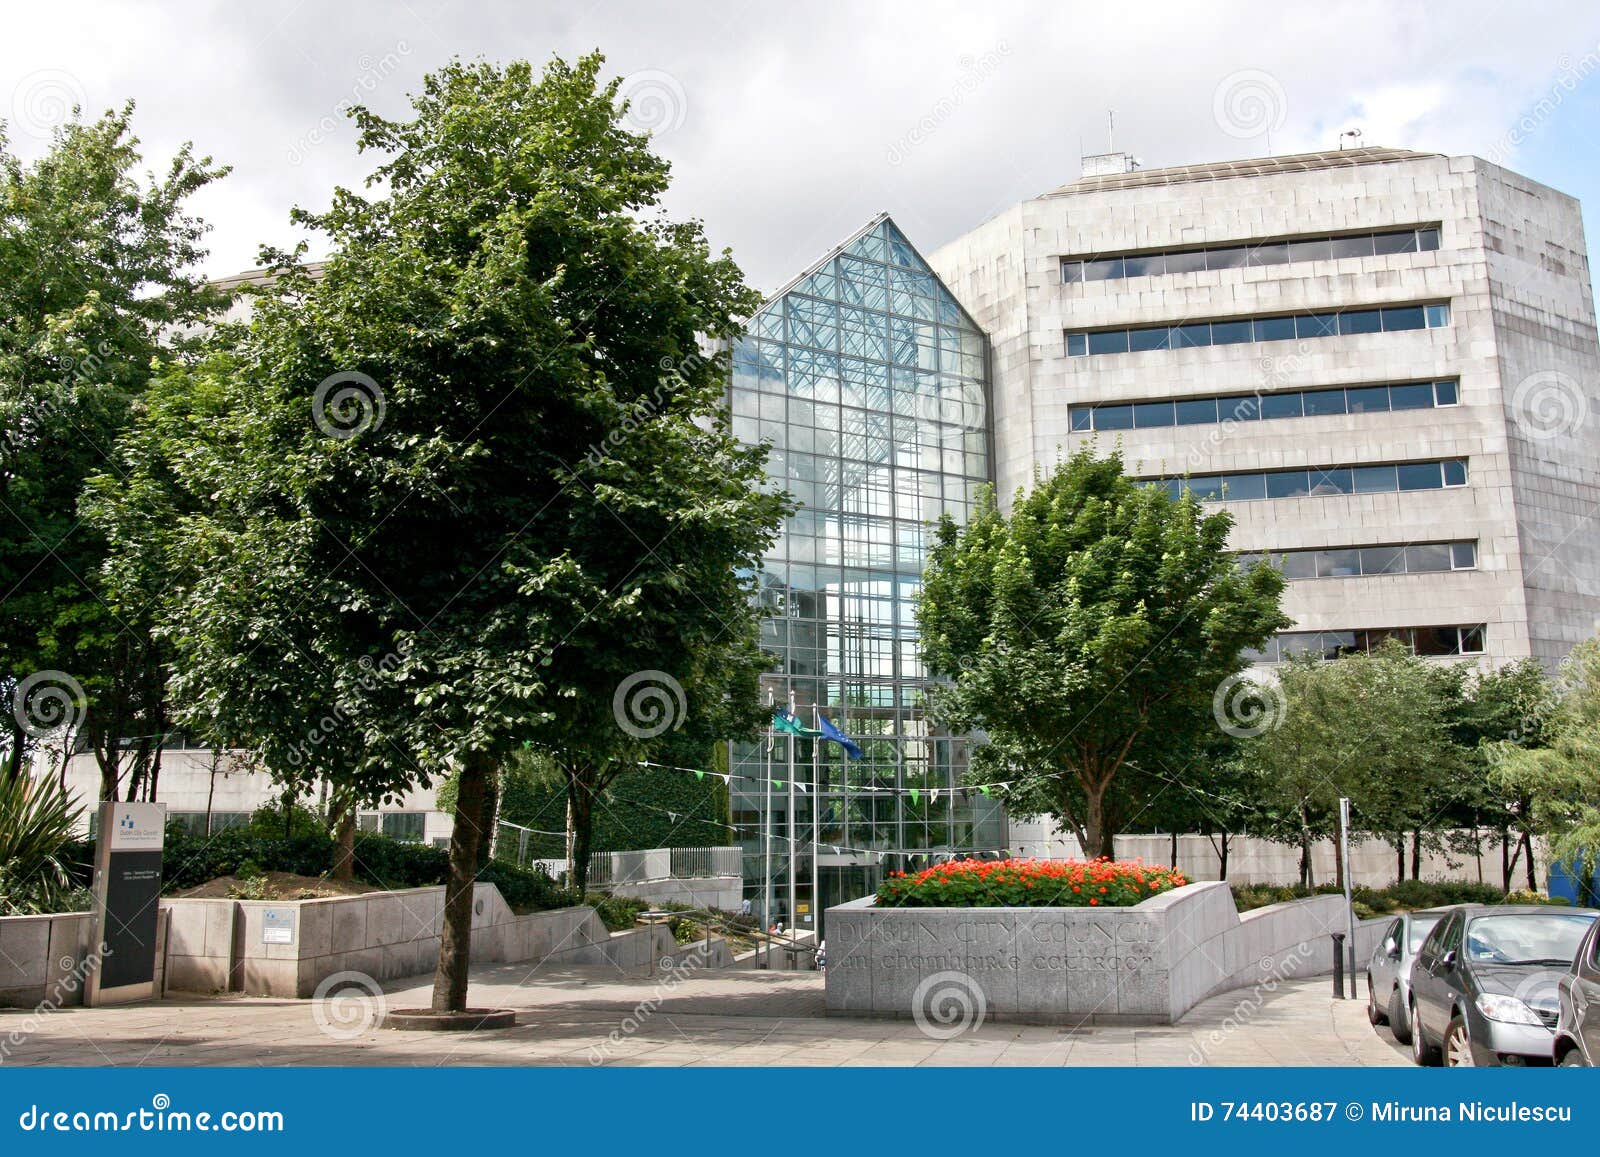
[[929, 146, 1600, 669]]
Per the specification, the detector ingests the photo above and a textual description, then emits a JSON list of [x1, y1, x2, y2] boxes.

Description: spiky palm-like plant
[[0, 774, 87, 915]]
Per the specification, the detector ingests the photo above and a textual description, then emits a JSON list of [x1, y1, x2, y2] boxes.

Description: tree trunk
[[568, 772, 596, 895], [1298, 805, 1313, 888], [1409, 829, 1422, 881], [476, 765, 500, 871], [431, 751, 490, 1014], [332, 805, 356, 882], [1082, 779, 1114, 859], [1218, 832, 1229, 880], [1522, 829, 1537, 892], [1396, 838, 1405, 887], [1501, 826, 1513, 893], [1169, 831, 1178, 870]]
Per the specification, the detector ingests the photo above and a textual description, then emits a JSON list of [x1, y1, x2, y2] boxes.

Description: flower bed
[[875, 856, 1187, 908]]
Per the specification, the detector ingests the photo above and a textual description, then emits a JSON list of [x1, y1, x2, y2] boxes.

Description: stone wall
[[825, 881, 1363, 1025], [162, 885, 693, 999], [0, 909, 169, 1009]]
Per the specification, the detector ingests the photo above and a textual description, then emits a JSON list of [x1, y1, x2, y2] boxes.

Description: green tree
[[1492, 639, 1600, 891], [918, 446, 1289, 857], [1459, 658, 1554, 890], [0, 106, 227, 791], [152, 56, 785, 1014]]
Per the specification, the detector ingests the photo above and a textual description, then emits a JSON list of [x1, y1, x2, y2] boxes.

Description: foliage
[[1, 105, 228, 792], [918, 445, 1288, 857], [0, 775, 87, 914], [875, 856, 1188, 908], [584, 891, 654, 931], [243, 798, 324, 839], [1491, 639, 1600, 877], [151, 828, 576, 913], [1230, 878, 1534, 914]]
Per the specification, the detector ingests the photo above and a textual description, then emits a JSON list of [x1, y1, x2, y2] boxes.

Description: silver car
[[1554, 916, 1600, 1066], [1367, 908, 1450, 1044]]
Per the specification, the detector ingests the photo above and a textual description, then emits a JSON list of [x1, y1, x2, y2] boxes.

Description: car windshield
[[1407, 914, 1442, 952], [1463, 912, 1597, 965]]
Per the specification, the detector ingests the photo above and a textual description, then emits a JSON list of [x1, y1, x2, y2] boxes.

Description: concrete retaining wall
[[162, 885, 692, 998], [825, 882, 1361, 1025], [0, 909, 170, 1009], [607, 876, 742, 911]]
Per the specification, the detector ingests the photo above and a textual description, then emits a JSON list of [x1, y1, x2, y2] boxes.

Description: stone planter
[[825, 881, 1359, 1025]]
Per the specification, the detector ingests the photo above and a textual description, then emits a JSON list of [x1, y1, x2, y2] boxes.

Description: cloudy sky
[[6, 1, 1600, 293]]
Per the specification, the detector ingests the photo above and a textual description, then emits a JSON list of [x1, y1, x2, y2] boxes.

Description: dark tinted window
[[1302, 389, 1347, 416], [1297, 312, 1338, 338], [1381, 306, 1426, 332], [1087, 330, 1129, 355], [1066, 332, 1088, 356], [1287, 238, 1331, 262], [1388, 382, 1434, 409], [1175, 397, 1220, 425], [1414, 627, 1462, 656], [1372, 231, 1419, 255], [1163, 249, 1207, 274], [1434, 379, 1459, 405], [1406, 543, 1451, 572], [1339, 309, 1383, 335], [1069, 406, 1093, 432], [1172, 323, 1211, 349], [1253, 315, 1297, 342], [1121, 254, 1164, 277], [1247, 242, 1290, 266], [1094, 404, 1133, 430], [1133, 401, 1175, 428], [1309, 468, 1352, 495], [1210, 320, 1253, 346], [1206, 247, 1247, 270], [1451, 542, 1477, 569], [1266, 470, 1311, 499], [1260, 392, 1304, 419], [1352, 464, 1398, 493], [1083, 257, 1124, 281], [1361, 546, 1405, 575], [1279, 551, 1316, 580], [1221, 473, 1266, 501], [1460, 625, 1485, 653], [1345, 385, 1390, 413], [1224, 395, 1262, 421], [1398, 462, 1443, 490], [1442, 459, 1468, 486], [1317, 549, 1362, 577], [1330, 234, 1375, 259], [1185, 476, 1226, 501], [1061, 261, 1084, 284], [1416, 228, 1441, 252], [1127, 326, 1171, 352]]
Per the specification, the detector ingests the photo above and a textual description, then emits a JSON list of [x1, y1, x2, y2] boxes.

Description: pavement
[[0, 962, 1411, 1067]]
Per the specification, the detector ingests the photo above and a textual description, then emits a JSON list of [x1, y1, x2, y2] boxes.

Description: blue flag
[[817, 714, 863, 760]]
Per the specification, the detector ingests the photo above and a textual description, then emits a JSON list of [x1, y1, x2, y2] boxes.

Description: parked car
[[1367, 908, 1451, 1043], [1554, 916, 1600, 1066], [1409, 904, 1598, 1066]]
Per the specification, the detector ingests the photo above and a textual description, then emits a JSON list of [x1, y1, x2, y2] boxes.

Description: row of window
[[1145, 458, 1468, 502], [1065, 302, 1451, 357], [1068, 379, 1459, 432], [1249, 625, 1486, 663], [1239, 541, 1477, 580], [1060, 225, 1441, 284]]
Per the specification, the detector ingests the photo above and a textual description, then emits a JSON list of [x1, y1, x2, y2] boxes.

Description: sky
[[5, 0, 1600, 296]]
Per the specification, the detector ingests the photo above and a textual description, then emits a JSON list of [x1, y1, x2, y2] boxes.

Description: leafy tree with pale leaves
[[918, 446, 1289, 858]]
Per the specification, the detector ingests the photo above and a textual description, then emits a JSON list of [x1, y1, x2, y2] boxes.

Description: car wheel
[[1445, 1016, 1476, 1067], [1389, 989, 1412, 1044], [1367, 977, 1385, 1025], [1559, 1049, 1586, 1067], [1411, 1003, 1441, 1066]]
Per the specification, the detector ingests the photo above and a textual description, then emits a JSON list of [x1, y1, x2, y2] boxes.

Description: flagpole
[[763, 689, 773, 939], [812, 703, 822, 939], [786, 690, 797, 938]]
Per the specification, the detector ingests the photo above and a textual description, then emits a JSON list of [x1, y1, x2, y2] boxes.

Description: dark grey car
[[1409, 905, 1598, 1066], [1553, 916, 1600, 1066], [1366, 908, 1450, 1044]]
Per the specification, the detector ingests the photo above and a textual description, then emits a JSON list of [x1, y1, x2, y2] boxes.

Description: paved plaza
[[2, 964, 1408, 1067]]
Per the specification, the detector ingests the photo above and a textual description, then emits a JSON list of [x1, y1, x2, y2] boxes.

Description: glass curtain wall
[[725, 217, 1002, 933]]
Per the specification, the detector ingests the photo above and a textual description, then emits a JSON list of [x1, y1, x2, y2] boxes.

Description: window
[[1059, 226, 1442, 285], [1148, 459, 1467, 504], [1064, 302, 1451, 356], [382, 812, 426, 842], [1248, 541, 1478, 580], [1253, 624, 1488, 663]]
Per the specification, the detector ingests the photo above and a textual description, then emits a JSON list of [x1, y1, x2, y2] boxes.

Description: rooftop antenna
[[1107, 108, 1115, 153], [1339, 128, 1363, 151]]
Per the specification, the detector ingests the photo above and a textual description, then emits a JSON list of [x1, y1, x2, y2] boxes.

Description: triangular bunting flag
[[693, 769, 704, 780]]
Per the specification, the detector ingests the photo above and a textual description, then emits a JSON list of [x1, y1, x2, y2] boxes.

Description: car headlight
[[1474, 993, 1543, 1025]]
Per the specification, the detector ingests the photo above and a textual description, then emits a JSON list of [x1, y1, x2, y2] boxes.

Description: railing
[[669, 846, 743, 879]]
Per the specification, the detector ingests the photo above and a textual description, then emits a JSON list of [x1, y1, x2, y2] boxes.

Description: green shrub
[[1232, 878, 1549, 914], [0, 775, 88, 915]]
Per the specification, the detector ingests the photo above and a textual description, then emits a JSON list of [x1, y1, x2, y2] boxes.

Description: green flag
[[771, 708, 822, 737]]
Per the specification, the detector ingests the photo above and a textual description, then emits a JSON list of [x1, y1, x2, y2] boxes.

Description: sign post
[[85, 801, 166, 1006]]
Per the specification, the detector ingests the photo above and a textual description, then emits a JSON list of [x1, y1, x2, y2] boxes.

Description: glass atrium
[[725, 216, 1003, 932]]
